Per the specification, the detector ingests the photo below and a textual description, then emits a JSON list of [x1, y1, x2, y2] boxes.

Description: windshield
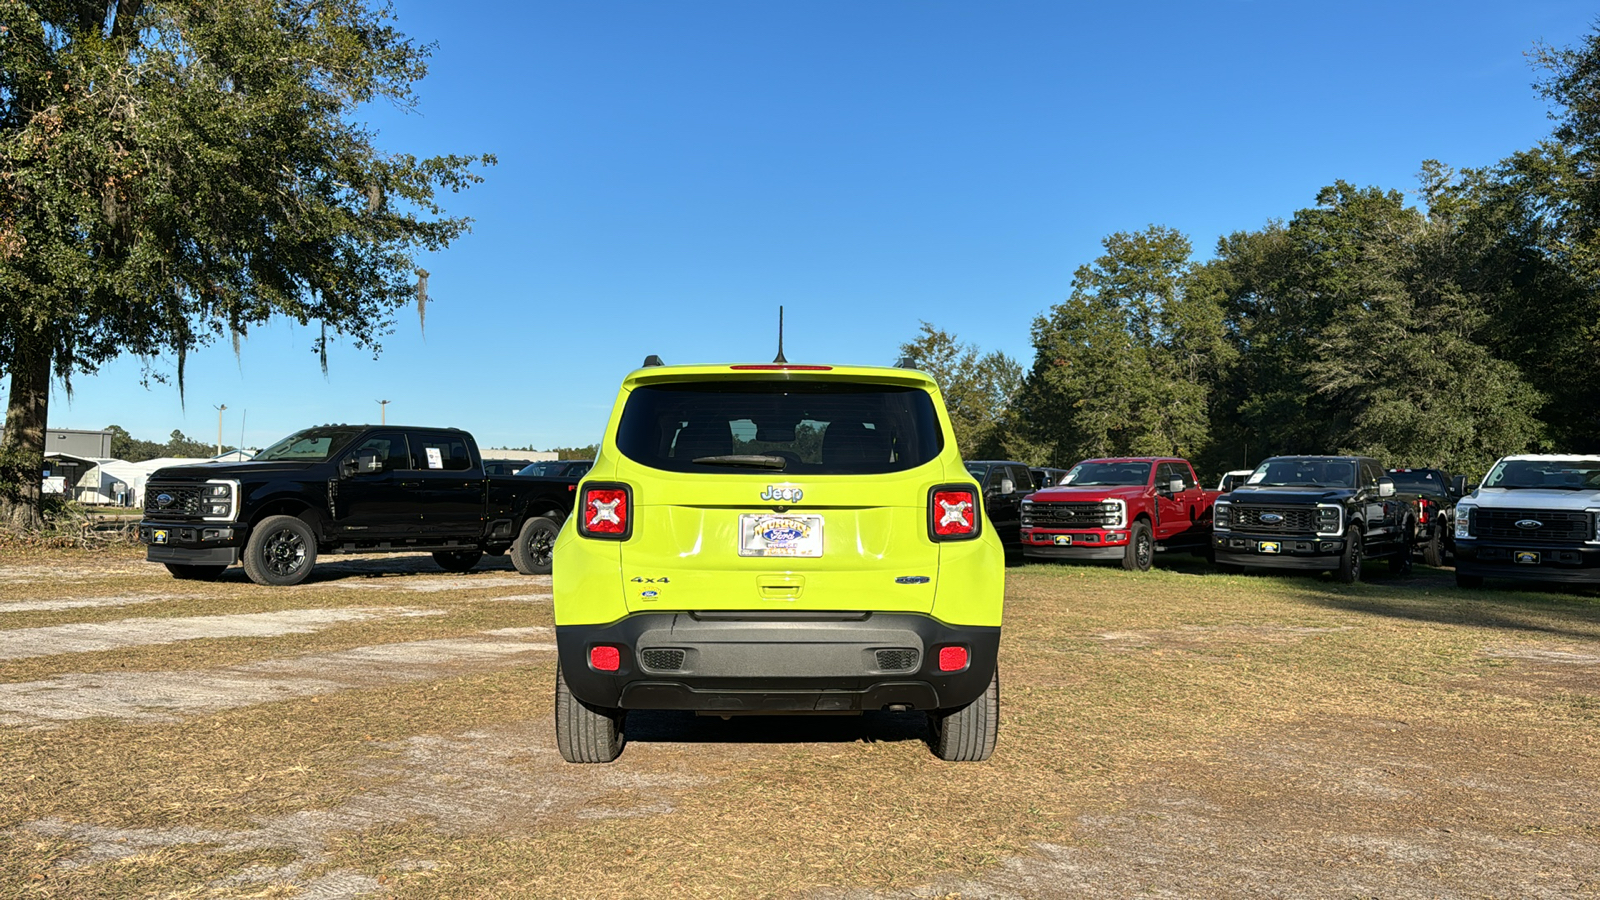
[[1483, 458, 1600, 490], [615, 380, 944, 475], [1061, 462, 1150, 487], [1388, 470, 1445, 490], [254, 427, 363, 462], [1248, 458, 1357, 488]]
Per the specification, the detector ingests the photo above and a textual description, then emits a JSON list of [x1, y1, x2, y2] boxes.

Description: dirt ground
[[0, 548, 1596, 898]]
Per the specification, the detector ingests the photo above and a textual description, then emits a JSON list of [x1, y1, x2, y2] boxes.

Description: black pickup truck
[[1387, 467, 1470, 567], [139, 425, 579, 585], [1212, 455, 1416, 583]]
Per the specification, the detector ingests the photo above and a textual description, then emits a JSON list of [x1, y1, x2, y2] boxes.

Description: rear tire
[[554, 664, 625, 763], [165, 563, 226, 581], [432, 549, 483, 573], [242, 515, 318, 586], [1121, 521, 1153, 572], [1422, 520, 1447, 567], [1335, 532, 1363, 584], [1456, 572, 1483, 589], [929, 667, 999, 762], [511, 516, 560, 575]]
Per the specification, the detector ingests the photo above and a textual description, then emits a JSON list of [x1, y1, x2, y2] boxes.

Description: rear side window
[[615, 380, 944, 475], [410, 433, 473, 472]]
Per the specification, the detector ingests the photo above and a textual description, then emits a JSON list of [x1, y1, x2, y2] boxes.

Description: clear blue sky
[[26, 0, 1595, 452]]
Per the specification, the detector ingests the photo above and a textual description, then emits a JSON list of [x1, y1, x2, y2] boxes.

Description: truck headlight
[[1213, 500, 1231, 531], [1455, 506, 1473, 540], [202, 480, 238, 521], [1101, 499, 1125, 528], [1590, 509, 1600, 543], [1316, 503, 1342, 536]]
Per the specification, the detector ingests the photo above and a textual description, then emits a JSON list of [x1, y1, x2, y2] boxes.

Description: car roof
[[1493, 454, 1600, 463], [1077, 457, 1183, 464]]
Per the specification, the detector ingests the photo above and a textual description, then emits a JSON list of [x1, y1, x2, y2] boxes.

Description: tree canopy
[[0, 0, 492, 526]]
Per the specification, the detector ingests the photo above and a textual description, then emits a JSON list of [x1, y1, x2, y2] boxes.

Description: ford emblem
[[1515, 519, 1543, 530], [155, 493, 173, 507], [1260, 513, 1283, 524]]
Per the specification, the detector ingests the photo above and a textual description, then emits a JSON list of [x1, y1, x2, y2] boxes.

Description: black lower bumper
[[556, 612, 1000, 713], [140, 521, 243, 566], [1455, 542, 1600, 584], [1023, 545, 1124, 561], [1213, 532, 1345, 570]]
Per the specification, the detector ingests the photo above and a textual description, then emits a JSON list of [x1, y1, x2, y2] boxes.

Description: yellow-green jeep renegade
[[553, 361, 1005, 763]]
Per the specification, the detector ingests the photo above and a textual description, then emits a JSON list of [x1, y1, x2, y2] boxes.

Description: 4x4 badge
[[760, 485, 803, 503]]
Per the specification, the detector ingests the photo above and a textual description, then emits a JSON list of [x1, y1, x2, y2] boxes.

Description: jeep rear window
[[615, 381, 944, 475]]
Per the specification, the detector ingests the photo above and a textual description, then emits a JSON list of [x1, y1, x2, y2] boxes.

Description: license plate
[[739, 514, 823, 558], [1258, 541, 1281, 554], [152, 529, 168, 545], [1515, 550, 1540, 565], [1053, 534, 1073, 546]]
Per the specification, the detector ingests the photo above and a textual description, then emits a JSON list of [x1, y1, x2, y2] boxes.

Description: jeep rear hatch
[[606, 378, 952, 614]]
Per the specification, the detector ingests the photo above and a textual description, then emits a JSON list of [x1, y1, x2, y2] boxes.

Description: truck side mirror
[[1378, 477, 1395, 498], [999, 478, 1015, 496], [345, 450, 381, 475], [1169, 478, 1185, 494], [1451, 475, 1468, 497]]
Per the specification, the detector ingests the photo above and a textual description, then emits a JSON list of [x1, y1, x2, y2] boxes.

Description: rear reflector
[[930, 486, 979, 540], [937, 646, 969, 672], [589, 645, 621, 671]]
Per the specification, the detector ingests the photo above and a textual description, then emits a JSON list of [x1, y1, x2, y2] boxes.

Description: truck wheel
[[1121, 521, 1153, 572], [1335, 532, 1363, 584], [1455, 572, 1483, 589], [165, 563, 227, 581], [511, 516, 559, 575], [555, 664, 625, 763], [929, 667, 999, 762], [242, 515, 317, 586], [432, 550, 483, 573], [1422, 527, 1444, 568]]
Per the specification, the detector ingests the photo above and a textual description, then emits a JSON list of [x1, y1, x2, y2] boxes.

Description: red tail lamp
[[929, 485, 980, 541], [937, 645, 969, 672], [579, 483, 632, 539], [589, 645, 621, 672]]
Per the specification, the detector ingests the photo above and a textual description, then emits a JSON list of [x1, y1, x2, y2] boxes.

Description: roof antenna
[[773, 306, 787, 364]]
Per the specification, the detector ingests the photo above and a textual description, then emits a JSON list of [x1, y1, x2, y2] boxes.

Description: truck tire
[[511, 516, 559, 576], [1335, 531, 1363, 584], [432, 550, 483, 573], [929, 667, 999, 762], [165, 563, 227, 581], [1121, 521, 1153, 572], [242, 515, 318, 586], [1421, 527, 1445, 568], [555, 664, 625, 763], [1455, 572, 1483, 589]]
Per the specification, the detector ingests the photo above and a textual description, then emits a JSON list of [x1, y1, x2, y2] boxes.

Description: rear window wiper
[[692, 455, 788, 470]]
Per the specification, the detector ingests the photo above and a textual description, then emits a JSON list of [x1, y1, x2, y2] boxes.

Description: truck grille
[[143, 483, 205, 519], [1022, 502, 1119, 528], [1472, 509, 1592, 543], [1232, 506, 1319, 533]]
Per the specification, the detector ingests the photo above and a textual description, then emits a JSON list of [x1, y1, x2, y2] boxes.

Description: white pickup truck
[[1452, 454, 1600, 588]]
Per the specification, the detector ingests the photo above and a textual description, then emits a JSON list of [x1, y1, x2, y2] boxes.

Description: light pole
[[377, 399, 391, 425], [213, 404, 227, 457]]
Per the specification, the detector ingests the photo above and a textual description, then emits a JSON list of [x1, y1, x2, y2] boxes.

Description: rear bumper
[[1455, 541, 1600, 584], [556, 612, 1000, 713], [1213, 532, 1344, 570]]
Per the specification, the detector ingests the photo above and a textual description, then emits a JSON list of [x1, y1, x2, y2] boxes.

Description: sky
[[24, 0, 1597, 453]]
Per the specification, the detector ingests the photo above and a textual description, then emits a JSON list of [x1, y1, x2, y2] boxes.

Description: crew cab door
[[404, 431, 485, 537], [983, 465, 1026, 549], [1358, 460, 1396, 543], [335, 431, 414, 538]]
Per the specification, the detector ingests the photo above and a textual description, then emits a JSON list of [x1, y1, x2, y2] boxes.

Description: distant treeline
[[902, 27, 1600, 481], [105, 425, 231, 462]]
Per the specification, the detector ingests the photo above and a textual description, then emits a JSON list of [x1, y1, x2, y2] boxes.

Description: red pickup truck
[[1020, 457, 1221, 571]]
